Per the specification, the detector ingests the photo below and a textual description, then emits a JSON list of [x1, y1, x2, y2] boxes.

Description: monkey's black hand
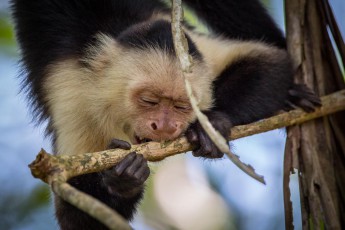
[[186, 111, 232, 159], [285, 84, 321, 112], [102, 139, 150, 198]]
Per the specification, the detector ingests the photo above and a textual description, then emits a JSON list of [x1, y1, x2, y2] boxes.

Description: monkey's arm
[[186, 50, 320, 158]]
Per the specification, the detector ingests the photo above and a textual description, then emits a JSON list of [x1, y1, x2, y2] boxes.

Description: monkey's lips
[[134, 135, 153, 144]]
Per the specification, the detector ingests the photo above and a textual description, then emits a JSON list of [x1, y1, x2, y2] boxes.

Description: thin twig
[[170, 0, 265, 184]]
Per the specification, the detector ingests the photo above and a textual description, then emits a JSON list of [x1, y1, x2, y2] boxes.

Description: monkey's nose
[[150, 121, 176, 133], [148, 120, 183, 140]]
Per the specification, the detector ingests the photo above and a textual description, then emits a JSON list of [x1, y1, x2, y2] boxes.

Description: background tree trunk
[[284, 0, 345, 229]]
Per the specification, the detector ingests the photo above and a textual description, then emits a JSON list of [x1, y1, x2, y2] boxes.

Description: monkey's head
[[118, 47, 213, 144], [125, 49, 213, 144], [86, 27, 214, 144]]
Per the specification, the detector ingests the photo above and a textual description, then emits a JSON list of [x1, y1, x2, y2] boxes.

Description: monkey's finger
[[201, 134, 225, 158], [193, 129, 225, 158], [284, 100, 298, 111], [297, 99, 317, 112], [108, 139, 131, 150], [133, 164, 150, 183], [192, 131, 212, 157], [186, 127, 199, 145], [114, 152, 137, 175], [199, 131, 213, 154], [192, 132, 205, 157], [125, 154, 145, 176], [211, 144, 225, 158]]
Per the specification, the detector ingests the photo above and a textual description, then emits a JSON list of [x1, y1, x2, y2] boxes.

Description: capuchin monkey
[[11, 0, 320, 229]]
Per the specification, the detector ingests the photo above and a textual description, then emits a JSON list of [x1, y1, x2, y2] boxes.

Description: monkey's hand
[[186, 111, 232, 159], [101, 139, 150, 198], [285, 84, 321, 112]]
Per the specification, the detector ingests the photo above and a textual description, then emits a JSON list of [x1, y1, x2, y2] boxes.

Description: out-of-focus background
[[0, 0, 343, 229]]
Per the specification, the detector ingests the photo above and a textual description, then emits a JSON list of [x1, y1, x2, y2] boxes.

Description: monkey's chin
[[134, 135, 153, 144]]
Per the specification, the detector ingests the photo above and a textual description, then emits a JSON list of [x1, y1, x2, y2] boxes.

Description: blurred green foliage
[[0, 12, 16, 55]]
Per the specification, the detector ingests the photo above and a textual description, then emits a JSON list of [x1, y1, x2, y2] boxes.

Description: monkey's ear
[[82, 33, 123, 72]]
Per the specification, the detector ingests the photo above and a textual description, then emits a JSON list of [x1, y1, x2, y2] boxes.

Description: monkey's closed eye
[[140, 97, 159, 106], [174, 105, 189, 110], [174, 103, 191, 111]]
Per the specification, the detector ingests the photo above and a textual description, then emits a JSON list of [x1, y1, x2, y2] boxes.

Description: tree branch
[[30, 89, 345, 179]]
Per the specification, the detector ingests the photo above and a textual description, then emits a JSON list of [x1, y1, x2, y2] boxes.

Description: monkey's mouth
[[134, 135, 153, 144]]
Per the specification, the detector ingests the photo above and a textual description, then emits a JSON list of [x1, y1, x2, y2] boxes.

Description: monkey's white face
[[95, 44, 214, 144], [113, 49, 212, 143], [128, 88, 194, 143]]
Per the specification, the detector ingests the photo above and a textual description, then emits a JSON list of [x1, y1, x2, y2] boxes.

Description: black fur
[[183, 0, 287, 48], [118, 20, 202, 59], [11, 0, 320, 229], [213, 54, 293, 126]]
